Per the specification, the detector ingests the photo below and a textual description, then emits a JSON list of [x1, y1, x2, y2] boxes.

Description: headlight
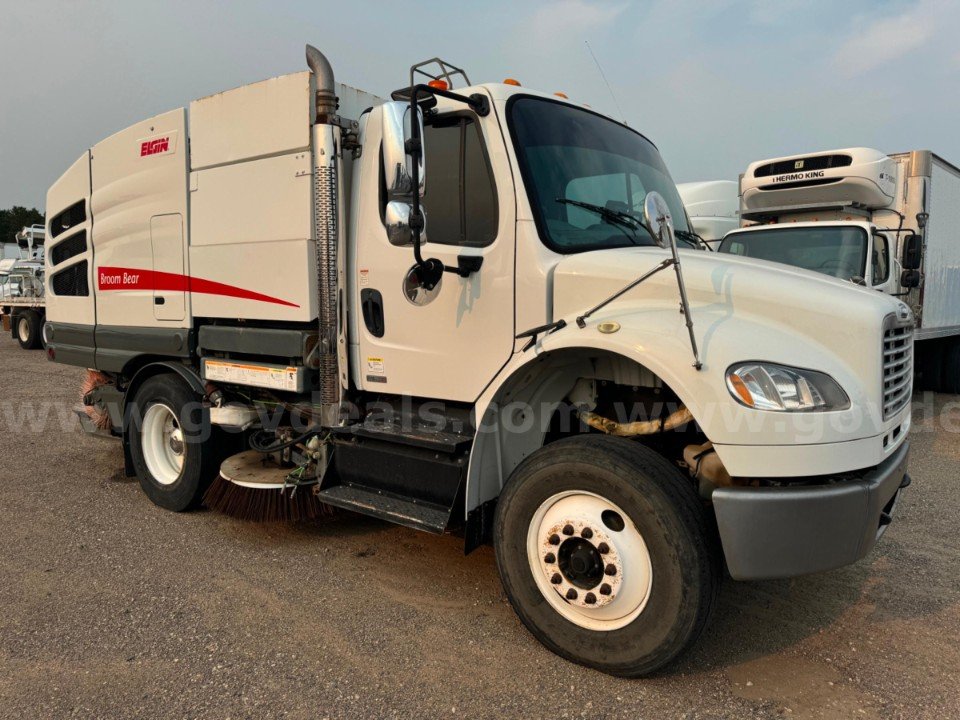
[[726, 363, 850, 411]]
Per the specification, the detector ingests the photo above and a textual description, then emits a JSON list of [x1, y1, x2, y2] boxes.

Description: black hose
[[248, 428, 320, 454]]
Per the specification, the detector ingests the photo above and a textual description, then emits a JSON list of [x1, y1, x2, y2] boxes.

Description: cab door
[[352, 98, 516, 402]]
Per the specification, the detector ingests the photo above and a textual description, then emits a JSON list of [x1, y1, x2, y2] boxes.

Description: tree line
[[0, 207, 45, 243]]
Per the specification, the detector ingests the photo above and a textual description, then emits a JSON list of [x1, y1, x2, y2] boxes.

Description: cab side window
[[872, 234, 890, 284], [422, 116, 498, 247]]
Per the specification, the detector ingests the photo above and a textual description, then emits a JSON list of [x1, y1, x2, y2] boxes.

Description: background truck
[[44, 47, 912, 677], [718, 147, 960, 392], [677, 180, 739, 244], [1, 224, 46, 349]]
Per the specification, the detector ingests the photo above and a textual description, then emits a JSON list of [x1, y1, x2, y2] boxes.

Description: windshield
[[718, 226, 868, 280], [508, 96, 689, 253]]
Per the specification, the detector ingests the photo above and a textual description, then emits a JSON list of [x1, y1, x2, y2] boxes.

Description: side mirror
[[901, 233, 922, 270], [900, 269, 921, 289], [381, 101, 425, 198]]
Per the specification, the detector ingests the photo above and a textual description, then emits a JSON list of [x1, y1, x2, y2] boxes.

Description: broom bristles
[[80, 369, 113, 431], [203, 473, 333, 522]]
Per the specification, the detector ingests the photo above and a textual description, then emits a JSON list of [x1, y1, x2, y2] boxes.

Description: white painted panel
[[45, 152, 94, 326], [190, 152, 312, 247], [189, 239, 316, 323], [190, 72, 312, 170], [90, 108, 189, 328], [151, 214, 185, 321]]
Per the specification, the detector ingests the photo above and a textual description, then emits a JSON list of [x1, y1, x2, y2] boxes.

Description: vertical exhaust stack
[[306, 44, 342, 424]]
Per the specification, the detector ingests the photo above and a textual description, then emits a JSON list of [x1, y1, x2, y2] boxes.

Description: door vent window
[[50, 231, 87, 266], [51, 261, 89, 296], [49, 201, 86, 239]]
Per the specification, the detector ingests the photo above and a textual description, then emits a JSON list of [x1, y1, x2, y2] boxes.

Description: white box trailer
[[719, 147, 960, 391], [1, 225, 47, 349], [44, 48, 913, 677], [676, 180, 739, 244]]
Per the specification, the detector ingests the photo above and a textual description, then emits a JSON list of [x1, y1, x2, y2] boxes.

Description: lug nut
[[584, 592, 597, 604], [548, 534, 560, 545], [599, 583, 612, 595], [562, 524, 574, 536], [597, 542, 609, 554], [605, 563, 617, 576], [565, 588, 578, 600], [581, 527, 593, 539], [551, 573, 562, 584], [544, 552, 556, 564]]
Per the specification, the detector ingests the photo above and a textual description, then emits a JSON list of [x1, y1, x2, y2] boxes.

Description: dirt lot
[[0, 339, 958, 719]]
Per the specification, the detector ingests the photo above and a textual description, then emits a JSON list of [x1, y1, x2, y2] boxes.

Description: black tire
[[494, 435, 720, 677], [16, 311, 42, 350], [941, 338, 960, 395], [128, 374, 222, 511]]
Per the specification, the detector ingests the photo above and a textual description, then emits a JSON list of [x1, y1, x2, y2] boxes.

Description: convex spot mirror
[[901, 233, 922, 271], [385, 201, 427, 247], [642, 191, 674, 247]]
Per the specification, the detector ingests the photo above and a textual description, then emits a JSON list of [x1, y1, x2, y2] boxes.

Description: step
[[342, 418, 473, 454], [315, 484, 450, 534]]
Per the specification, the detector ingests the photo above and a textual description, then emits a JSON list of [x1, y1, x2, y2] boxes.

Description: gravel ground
[[0, 339, 958, 719]]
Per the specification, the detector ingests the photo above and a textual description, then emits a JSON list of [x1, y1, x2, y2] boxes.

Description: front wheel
[[494, 435, 719, 677]]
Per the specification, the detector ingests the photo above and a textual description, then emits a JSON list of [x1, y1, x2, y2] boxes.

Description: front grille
[[754, 153, 852, 178], [882, 321, 913, 419]]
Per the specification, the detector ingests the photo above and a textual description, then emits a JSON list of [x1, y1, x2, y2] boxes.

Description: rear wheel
[[16, 311, 42, 350], [128, 374, 222, 511], [494, 435, 719, 677]]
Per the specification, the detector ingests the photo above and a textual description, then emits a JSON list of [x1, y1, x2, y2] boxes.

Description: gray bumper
[[713, 441, 910, 581]]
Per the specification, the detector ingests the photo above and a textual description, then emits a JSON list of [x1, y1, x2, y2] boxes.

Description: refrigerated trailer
[[719, 147, 960, 391], [44, 48, 913, 677], [1, 225, 46, 348]]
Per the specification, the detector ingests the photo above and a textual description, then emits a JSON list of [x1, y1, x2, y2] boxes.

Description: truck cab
[[720, 219, 898, 291]]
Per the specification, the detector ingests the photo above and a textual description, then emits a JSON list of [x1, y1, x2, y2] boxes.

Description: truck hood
[[552, 246, 905, 327], [551, 247, 911, 449]]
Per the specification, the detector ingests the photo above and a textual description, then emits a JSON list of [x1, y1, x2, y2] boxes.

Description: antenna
[[585, 40, 626, 125]]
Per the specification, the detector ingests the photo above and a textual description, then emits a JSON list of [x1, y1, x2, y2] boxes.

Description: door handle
[[360, 289, 385, 338]]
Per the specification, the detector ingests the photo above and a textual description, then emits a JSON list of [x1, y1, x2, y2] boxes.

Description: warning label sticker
[[204, 359, 300, 392], [366, 356, 385, 375]]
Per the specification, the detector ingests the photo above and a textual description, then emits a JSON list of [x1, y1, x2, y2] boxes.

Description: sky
[[2, 0, 959, 210]]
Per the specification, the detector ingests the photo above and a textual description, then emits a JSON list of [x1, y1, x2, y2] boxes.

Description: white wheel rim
[[18, 317, 29, 342], [141, 403, 184, 485], [526, 491, 653, 631]]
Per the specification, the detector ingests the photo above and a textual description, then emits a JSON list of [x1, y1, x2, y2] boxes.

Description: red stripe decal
[[97, 267, 300, 308]]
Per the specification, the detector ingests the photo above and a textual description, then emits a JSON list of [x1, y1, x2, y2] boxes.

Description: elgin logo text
[[140, 137, 170, 157]]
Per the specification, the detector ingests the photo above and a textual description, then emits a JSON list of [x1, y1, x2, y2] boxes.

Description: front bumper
[[713, 441, 910, 580]]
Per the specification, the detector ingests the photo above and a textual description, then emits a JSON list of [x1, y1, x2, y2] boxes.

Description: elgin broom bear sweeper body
[[44, 46, 912, 677]]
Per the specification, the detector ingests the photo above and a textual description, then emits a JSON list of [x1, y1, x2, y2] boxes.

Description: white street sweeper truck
[[719, 147, 960, 392], [44, 47, 912, 677]]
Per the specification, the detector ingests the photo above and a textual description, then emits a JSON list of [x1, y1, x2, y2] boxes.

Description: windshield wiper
[[555, 198, 654, 245], [674, 229, 712, 251]]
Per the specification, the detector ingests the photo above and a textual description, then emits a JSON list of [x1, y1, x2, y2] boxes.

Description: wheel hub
[[538, 518, 623, 609]]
